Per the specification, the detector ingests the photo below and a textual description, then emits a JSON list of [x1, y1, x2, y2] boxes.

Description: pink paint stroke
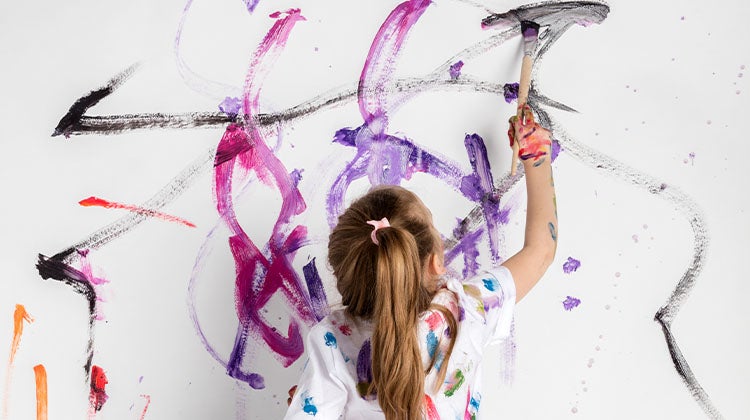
[[79, 196, 196, 228], [139, 394, 151, 420], [211, 9, 321, 389]]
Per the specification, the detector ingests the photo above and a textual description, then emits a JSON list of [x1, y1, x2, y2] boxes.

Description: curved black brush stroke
[[539, 110, 719, 419], [36, 253, 97, 378]]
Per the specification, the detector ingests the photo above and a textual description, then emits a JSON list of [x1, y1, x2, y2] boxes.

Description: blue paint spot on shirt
[[426, 330, 438, 359], [482, 277, 500, 291], [303, 396, 318, 416], [470, 392, 481, 411], [324, 332, 337, 348]]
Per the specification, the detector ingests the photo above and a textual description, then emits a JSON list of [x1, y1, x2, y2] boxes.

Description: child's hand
[[507, 104, 552, 164]]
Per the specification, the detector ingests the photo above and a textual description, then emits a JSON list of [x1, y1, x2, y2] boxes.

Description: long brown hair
[[327, 185, 458, 419]]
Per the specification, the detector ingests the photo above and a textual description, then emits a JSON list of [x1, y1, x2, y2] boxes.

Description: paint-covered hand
[[507, 104, 552, 164]]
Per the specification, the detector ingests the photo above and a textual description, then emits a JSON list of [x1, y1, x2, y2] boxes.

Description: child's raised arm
[[501, 104, 558, 302]]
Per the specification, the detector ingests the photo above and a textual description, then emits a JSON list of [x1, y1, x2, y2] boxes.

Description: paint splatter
[[482, 277, 500, 291], [563, 296, 581, 311], [218, 96, 242, 116], [244, 0, 260, 13], [138, 394, 151, 420], [426, 330, 438, 359], [563, 257, 581, 274], [301, 392, 318, 416], [424, 394, 440, 420], [33, 365, 47, 420], [338, 325, 352, 336], [444, 369, 465, 396], [356, 340, 373, 399], [324, 332, 337, 348], [449, 60, 464, 79], [89, 365, 109, 412], [79, 196, 196, 228], [287, 385, 297, 406], [503, 82, 519, 103]]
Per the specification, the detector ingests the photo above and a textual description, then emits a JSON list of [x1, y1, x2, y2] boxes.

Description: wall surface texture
[[1, 0, 748, 418]]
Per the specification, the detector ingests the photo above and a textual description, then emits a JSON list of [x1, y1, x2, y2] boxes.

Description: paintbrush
[[511, 20, 541, 176]]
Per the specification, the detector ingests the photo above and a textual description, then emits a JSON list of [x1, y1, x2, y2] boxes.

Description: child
[[285, 104, 557, 419]]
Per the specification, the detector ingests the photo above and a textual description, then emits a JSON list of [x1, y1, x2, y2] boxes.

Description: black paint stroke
[[53, 63, 140, 137], [540, 110, 719, 419], [36, 254, 97, 377]]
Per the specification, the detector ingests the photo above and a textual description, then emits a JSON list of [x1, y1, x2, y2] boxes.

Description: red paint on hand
[[79, 196, 196, 228], [507, 104, 552, 163]]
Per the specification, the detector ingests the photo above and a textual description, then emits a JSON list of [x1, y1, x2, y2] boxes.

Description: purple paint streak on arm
[[461, 133, 502, 261], [563, 257, 581, 274], [449, 60, 464, 80], [302, 258, 329, 321], [358, 0, 432, 131], [563, 296, 581, 311]]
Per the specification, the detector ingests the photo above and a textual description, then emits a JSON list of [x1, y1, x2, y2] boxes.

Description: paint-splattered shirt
[[284, 266, 515, 419]]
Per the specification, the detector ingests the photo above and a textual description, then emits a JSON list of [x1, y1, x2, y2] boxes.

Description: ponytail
[[327, 186, 459, 419], [369, 227, 430, 419]]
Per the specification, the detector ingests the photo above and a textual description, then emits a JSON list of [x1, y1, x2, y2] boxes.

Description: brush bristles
[[520, 20, 540, 39]]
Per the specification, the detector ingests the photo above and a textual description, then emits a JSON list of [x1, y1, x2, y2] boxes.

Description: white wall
[[1, 0, 748, 419]]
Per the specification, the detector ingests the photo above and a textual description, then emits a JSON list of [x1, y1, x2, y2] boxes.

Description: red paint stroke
[[88, 365, 109, 413], [423, 394, 439, 420], [138, 394, 151, 420], [33, 365, 47, 420], [79, 196, 196, 228]]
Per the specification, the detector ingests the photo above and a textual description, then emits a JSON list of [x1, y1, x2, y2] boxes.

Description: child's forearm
[[521, 152, 557, 265]]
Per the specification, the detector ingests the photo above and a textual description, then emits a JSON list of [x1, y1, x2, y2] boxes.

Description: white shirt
[[285, 266, 515, 419]]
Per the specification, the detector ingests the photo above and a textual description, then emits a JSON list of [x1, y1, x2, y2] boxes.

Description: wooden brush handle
[[511, 55, 534, 176]]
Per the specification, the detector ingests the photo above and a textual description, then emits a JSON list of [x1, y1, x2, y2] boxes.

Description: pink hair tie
[[366, 218, 390, 245]]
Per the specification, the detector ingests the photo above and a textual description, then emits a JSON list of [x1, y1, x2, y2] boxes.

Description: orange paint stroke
[[9, 305, 33, 365], [139, 394, 151, 420], [79, 196, 196, 228], [33, 365, 47, 420], [2, 305, 34, 420]]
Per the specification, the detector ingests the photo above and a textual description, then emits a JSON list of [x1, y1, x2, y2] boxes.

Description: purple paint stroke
[[563, 257, 581, 274], [219, 96, 242, 116], [444, 226, 483, 278], [550, 138, 562, 161], [503, 82, 519, 103], [175, 0, 242, 100], [562, 296, 581, 311], [461, 133, 502, 262], [449, 61, 464, 80], [356, 340, 373, 395], [326, 127, 465, 226], [358, 0, 431, 129], [302, 258, 329, 321], [211, 10, 320, 389], [244, 0, 260, 13]]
